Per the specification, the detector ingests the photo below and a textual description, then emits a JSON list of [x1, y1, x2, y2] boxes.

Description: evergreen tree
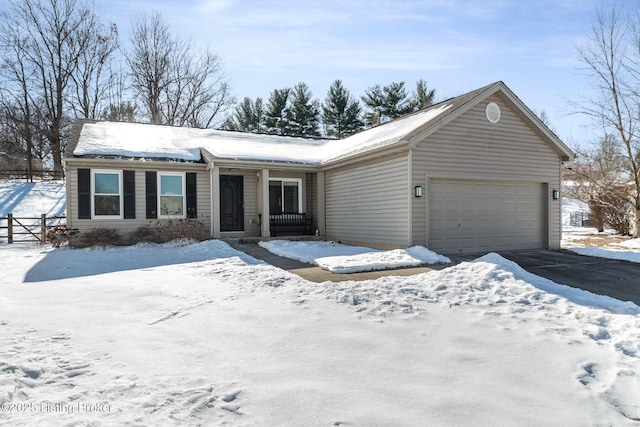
[[362, 81, 413, 125], [410, 79, 436, 111], [322, 79, 363, 139], [361, 84, 385, 126], [101, 102, 138, 122], [264, 88, 291, 135], [289, 82, 320, 137], [223, 97, 265, 133]]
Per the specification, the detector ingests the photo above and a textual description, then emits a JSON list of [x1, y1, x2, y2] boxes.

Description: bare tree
[[0, 19, 36, 177], [71, 21, 119, 119], [126, 12, 233, 128], [1, 0, 107, 174], [565, 135, 631, 234], [574, 4, 640, 236], [100, 62, 138, 122]]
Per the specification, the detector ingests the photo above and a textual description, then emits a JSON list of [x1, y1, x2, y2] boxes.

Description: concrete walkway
[[227, 241, 437, 282]]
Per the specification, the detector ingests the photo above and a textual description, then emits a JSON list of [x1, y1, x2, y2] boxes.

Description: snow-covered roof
[[70, 81, 574, 165], [72, 104, 453, 165]]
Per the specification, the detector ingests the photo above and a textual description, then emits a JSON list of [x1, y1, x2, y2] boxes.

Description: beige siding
[[65, 159, 210, 243], [243, 172, 260, 237], [411, 92, 562, 249], [325, 154, 409, 247]]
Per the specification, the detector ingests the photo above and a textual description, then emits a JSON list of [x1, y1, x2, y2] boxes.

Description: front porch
[[209, 165, 325, 240]]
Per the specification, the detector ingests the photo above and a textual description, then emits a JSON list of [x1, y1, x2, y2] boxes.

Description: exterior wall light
[[552, 189, 560, 200], [415, 186, 423, 198]]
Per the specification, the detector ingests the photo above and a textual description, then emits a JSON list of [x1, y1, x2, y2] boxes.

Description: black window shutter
[[77, 168, 91, 219], [186, 172, 197, 218], [145, 171, 157, 219], [123, 170, 136, 219]]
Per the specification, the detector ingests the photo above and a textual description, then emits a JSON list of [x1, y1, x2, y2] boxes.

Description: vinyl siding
[[411, 92, 562, 249], [242, 172, 260, 237], [66, 159, 210, 243], [325, 154, 409, 247]]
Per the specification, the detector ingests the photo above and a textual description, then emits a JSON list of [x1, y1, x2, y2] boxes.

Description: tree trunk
[[51, 134, 62, 174], [589, 200, 605, 232], [634, 196, 640, 238]]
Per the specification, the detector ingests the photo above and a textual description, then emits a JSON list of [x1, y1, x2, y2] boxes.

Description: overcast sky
[[100, 0, 621, 147]]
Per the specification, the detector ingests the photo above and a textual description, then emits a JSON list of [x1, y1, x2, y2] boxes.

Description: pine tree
[[289, 82, 320, 137], [264, 88, 292, 135], [322, 79, 363, 139], [361, 84, 385, 126], [223, 97, 265, 133], [362, 81, 413, 125], [410, 79, 436, 111]]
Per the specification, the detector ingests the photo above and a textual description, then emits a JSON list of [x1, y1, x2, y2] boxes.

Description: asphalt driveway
[[456, 250, 640, 306]]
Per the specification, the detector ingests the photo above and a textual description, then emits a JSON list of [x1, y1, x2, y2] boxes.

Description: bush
[[590, 188, 632, 235], [130, 219, 209, 244], [129, 224, 164, 244], [81, 227, 121, 247], [46, 226, 70, 248], [158, 218, 210, 242], [601, 191, 631, 235]]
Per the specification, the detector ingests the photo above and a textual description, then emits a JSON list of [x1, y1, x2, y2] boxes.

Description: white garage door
[[429, 180, 545, 254]]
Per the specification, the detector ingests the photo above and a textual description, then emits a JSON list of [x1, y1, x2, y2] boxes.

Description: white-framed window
[[269, 178, 302, 214], [92, 170, 123, 219], [158, 172, 186, 218]]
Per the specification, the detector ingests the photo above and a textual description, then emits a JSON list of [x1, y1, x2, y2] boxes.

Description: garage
[[428, 180, 546, 254]]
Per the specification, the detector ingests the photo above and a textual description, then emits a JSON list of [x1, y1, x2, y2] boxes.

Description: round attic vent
[[485, 102, 501, 123]]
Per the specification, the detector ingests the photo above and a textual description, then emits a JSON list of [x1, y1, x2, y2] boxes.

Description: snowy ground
[[0, 181, 66, 243], [570, 244, 640, 263], [2, 240, 640, 426], [560, 197, 640, 264], [0, 181, 66, 218], [2, 182, 640, 425]]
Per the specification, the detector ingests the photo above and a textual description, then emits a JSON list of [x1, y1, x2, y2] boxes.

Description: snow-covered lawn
[[0, 181, 66, 243], [570, 246, 640, 264], [0, 181, 66, 217], [259, 240, 450, 273], [2, 240, 640, 425], [560, 196, 640, 263]]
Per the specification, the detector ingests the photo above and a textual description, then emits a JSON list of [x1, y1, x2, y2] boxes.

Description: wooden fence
[[0, 169, 64, 181], [0, 213, 66, 244]]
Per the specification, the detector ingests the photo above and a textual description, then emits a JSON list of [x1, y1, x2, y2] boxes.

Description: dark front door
[[220, 175, 244, 231]]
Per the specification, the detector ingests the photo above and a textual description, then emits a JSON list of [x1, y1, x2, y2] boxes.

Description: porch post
[[316, 171, 326, 235], [212, 166, 221, 239], [261, 168, 270, 237]]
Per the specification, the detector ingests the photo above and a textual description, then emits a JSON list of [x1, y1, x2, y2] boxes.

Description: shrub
[[130, 219, 209, 244], [156, 218, 210, 242], [601, 191, 631, 235], [46, 226, 70, 248], [81, 227, 121, 247], [129, 224, 164, 244], [590, 187, 632, 236]]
